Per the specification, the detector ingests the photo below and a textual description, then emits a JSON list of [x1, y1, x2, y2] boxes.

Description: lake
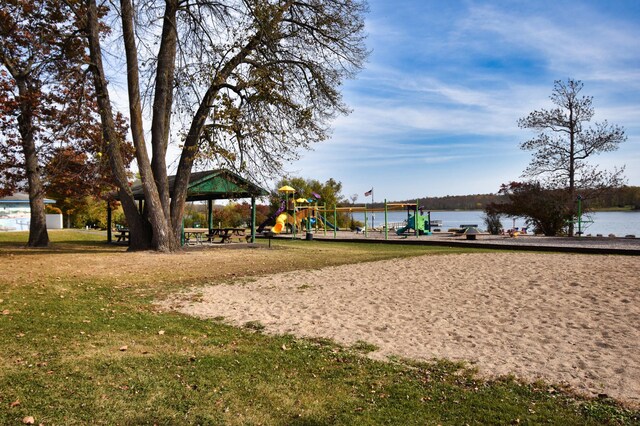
[[352, 210, 640, 237]]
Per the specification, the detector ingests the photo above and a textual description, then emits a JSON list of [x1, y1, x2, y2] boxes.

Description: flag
[[364, 188, 373, 197]]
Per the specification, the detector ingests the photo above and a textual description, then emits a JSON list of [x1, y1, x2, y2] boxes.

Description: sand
[[161, 252, 640, 406]]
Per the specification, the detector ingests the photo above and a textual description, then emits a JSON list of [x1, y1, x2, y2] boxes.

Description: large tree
[[518, 79, 626, 236], [76, 0, 368, 251], [488, 181, 572, 236], [0, 0, 106, 246]]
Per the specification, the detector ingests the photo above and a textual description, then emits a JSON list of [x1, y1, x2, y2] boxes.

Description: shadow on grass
[[0, 241, 126, 255]]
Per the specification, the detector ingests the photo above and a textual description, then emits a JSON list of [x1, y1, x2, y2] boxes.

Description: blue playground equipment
[[317, 215, 337, 230]]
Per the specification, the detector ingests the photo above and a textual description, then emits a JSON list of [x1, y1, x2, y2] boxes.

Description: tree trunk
[[120, 0, 179, 251], [16, 79, 49, 247], [150, 0, 179, 221], [84, 0, 152, 250], [568, 103, 576, 237]]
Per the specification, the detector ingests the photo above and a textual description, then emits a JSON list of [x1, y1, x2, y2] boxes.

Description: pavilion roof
[[126, 169, 269, 201]]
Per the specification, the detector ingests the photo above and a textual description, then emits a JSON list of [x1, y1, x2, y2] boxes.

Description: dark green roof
[[128, 169, 269, 201]]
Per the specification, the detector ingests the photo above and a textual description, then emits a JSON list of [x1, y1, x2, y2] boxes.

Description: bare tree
[[76, 0, 368, 251], [518, 79, 626, 236]]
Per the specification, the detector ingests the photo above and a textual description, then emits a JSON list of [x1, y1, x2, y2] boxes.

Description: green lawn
[[0, 230, 637, 425]]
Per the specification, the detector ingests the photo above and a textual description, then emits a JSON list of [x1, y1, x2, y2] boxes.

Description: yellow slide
[[271, 210, 310, 234], [272, 213, 289, 234]]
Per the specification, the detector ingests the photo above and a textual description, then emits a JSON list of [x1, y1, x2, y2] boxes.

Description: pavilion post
[[107, 202, 112, 243], [251, 196, 256, 243], [208, 199, 213, 232]]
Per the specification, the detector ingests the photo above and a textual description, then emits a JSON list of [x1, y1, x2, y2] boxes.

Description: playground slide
[[270, 210, 315, 234], [318, 215, 337, 230], [396, 225, 409, 235], [257, 201, 286, 233], [396, 215, 430, 235], [272, 213, 289, 234], [396, 216, 416, 235]]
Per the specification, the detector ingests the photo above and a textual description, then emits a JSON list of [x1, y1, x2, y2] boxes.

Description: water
[[353, 210, 640, 236]]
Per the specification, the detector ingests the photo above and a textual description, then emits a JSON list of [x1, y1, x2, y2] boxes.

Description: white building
[[0, 193, 61, 231]]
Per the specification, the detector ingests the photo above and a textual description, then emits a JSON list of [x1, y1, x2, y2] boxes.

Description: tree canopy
[[77, 0, 368, 251], [271, 176, 347, 209], [0, 0, 113, 246], [517, 79, 626, 236]]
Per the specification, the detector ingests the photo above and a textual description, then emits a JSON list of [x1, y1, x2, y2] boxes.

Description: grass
[[1, 229, 638, 425]]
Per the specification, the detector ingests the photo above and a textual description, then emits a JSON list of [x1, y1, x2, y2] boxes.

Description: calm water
[[353, 210, 640, 236]]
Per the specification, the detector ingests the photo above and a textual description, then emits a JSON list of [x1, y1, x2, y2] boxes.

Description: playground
[[258, 185, 439, 240]]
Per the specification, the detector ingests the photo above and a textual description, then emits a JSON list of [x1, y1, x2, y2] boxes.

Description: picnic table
[[184, 228, 207, 245], [115, 228, 129, 243], [207, 228, 248, 243]]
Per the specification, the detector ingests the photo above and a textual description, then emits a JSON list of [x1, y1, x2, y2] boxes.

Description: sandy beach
[[162, 252, 640, 407]]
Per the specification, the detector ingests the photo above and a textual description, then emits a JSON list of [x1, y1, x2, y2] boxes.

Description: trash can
[[305, 232, 313, 241]]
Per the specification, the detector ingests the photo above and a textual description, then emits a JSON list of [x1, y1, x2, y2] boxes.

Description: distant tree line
[[586, 185, 640, 210], [392, 194, 503, 211], [391, 186, 640, 212]]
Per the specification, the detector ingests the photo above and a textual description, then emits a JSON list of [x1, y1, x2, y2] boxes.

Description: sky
[[283, 0, 640, 201]]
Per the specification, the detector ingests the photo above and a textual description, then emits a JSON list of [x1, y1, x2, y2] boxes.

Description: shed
[[108, 169, 269, 243]]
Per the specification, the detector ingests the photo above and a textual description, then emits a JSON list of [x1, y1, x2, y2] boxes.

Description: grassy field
[[0, 230, 637, 425]]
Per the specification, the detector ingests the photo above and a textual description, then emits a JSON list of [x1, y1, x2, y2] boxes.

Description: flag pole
[[364, 187, 374, 229], [371, 188, 374, 229]]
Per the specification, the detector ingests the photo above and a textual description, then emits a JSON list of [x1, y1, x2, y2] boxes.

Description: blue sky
[[285, 0, 640, 201]]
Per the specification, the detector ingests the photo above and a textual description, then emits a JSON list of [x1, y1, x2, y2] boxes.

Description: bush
[[483, 208, 503, 235], [490, 182, 571, 236]]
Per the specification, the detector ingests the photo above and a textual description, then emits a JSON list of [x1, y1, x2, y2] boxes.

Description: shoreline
[[265, 230, 640, 255]]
